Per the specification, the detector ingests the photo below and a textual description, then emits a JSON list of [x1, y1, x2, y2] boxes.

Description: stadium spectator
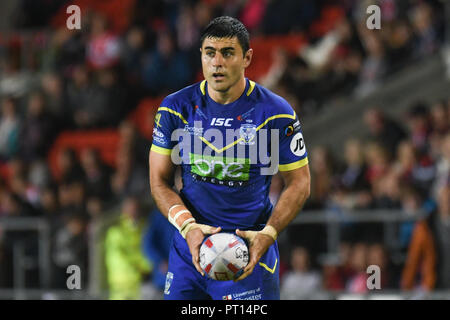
[[65, 64, 95, 128], [372, 170, 401, 210], [80, 148, 112, 201], [400, 188, 436, 291], [86, 13, 121, 70], [39, 185, 59, 219], [142, 30, 193, 95], [111, 148, 147, 200], [431, 133, 450, 202], [306, 146, 336, 209], [18, 91, 56, 162], [0, 97, 20, 160], [364, 142, 390, 192], [0, 55, 32, 99], [430, 100, 449, 137], [434, 184, 450, 289], [367, 243, 394, 289], [345, 242, 368, 293], [332, 139, 370, 209], [57, 180, 87, 219], [322, 242, 352, 291], [393, 140, 435, 197], [384, 19, 414, 71], [117, 120, 150, 168], [105, 197, 151, 299], [281, 246, 322, 299], [56, 148, 84, 184], [363, 108, 407, 159], [40, 72, 65, 122], [51, 213, 88, 289], [121, 27, 148, 85], [354, 30, 387, 98], [410, 2, 442, 59], [405, 102, 432, 153]]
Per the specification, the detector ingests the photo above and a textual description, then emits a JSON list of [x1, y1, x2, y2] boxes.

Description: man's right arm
[[149, 149, 221, 275], [149, 150, 185, 218]]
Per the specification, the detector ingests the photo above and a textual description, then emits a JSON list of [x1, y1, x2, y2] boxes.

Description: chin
[[210, 82, 230, 92]]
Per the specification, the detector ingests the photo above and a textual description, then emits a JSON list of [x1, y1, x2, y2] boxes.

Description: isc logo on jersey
[[211, 117, 233, 127]]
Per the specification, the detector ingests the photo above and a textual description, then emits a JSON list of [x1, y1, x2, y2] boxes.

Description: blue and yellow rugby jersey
[[151, 78, 308, 231]]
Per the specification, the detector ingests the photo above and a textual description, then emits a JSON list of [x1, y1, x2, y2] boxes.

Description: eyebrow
[[204, 46, 235, 51]]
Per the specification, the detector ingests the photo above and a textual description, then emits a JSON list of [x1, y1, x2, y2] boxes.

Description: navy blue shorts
[[164, 232, 280, 300]]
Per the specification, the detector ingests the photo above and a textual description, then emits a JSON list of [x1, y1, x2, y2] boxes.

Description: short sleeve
[[150, 98, 183, 156], [276, 109, 308, 172]]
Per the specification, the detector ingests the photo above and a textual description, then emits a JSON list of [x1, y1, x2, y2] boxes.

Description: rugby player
[[149, 16, 310, 300]]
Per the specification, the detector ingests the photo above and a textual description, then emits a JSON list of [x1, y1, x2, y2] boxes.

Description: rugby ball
[[199, 233, 249, 281]]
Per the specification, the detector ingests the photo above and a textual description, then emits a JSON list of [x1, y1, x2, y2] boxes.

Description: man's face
[[201, 36, 252, 93]]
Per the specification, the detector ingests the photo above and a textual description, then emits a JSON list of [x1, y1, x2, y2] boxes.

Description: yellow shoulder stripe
[[278, 157, 309, 171], [246, 80, 256, 96], [157, 107, 188, 124], [150, 144, 172, 156], [200, 80, 206, 95], [256, 113, 296, 131], [259, 258, 277, 274]]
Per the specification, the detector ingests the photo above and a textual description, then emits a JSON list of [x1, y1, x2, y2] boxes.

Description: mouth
[[212, 73, 226, 81]]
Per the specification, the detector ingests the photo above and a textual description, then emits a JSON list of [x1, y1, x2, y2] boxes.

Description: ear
[[243, 48, 253, 69]]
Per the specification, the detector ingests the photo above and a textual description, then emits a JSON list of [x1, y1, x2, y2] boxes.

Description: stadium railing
[[0, 208, 433, 300]]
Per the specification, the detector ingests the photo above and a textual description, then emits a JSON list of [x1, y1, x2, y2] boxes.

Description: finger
[[235, 229, 247, 239], [210, 226, 221, 234], [201, 225, 221, 235], [236, 260, 255, 281], [189, 244, 205, 276], [192, 254, 205, 276], [234, 264, 254, 282]]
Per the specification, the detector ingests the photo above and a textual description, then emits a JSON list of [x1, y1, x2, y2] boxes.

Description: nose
[[212, 53, 224, 68]]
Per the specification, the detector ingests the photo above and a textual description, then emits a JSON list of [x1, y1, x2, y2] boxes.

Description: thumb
[[236, 229, 251, 239], [200, 224, 221, 235]]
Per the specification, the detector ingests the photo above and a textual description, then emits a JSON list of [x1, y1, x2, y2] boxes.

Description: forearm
[[266, 181, 310, 234], [150, 179, 186, 219]]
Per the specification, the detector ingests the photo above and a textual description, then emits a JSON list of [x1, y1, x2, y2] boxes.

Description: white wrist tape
[[260, 225, 278, 241], [167, 204, 195, 233]]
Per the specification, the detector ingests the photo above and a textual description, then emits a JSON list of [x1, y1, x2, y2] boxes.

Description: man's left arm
[[235, 163, 310, 281]]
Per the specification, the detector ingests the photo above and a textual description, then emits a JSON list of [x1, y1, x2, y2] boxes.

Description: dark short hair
[[200, 16, 250, 55]]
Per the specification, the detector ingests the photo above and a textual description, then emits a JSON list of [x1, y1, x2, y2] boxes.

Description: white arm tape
[[172, 210, 191, 225], [168, 204, 183, 217]]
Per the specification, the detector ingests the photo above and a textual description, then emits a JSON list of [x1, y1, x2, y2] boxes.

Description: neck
[[207, 77, 246, 105]]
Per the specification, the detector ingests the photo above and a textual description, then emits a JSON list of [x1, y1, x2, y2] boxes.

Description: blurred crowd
[[0, 0, 448, 299], [278, 98, 450, 298], [261, 0, 445, 116]]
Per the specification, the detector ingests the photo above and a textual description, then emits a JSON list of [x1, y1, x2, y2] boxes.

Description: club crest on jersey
[[239, 123, 256, 145]]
